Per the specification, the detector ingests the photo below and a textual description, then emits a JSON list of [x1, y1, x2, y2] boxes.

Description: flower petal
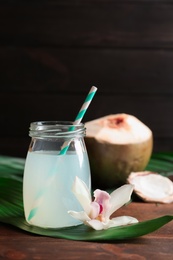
[[68, 210, 91, 222], [107, 184, 134, 217], [94, 189, 111, 216], [90, 201, 100, 219], [86, 219, 106, 230], [85, 216, 138, 230], [109, 216, 138, 228], [72, 176, 91, 214]]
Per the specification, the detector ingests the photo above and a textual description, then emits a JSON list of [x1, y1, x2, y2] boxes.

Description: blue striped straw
[[27, 86, 97, 222], [59, 86, 97, 155]]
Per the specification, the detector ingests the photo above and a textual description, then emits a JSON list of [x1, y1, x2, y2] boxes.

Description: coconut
[[85, 114, 153, 188], [127, 171, 173, 203]]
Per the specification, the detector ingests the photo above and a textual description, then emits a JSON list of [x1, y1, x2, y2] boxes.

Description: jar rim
[[29, 121, 85, 138], [30, 121, 84, 129]]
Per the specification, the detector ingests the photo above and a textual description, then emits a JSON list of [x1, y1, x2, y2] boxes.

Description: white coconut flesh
[[128, 171, 173, 203], [85, 114, 152, 144]]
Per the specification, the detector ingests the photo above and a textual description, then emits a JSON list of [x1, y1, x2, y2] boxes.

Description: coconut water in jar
[[23, 121, 91, 228]]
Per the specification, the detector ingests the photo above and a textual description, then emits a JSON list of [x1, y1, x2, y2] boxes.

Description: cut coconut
[[85, 114, 153, 188], [127, 171, 173, 203]]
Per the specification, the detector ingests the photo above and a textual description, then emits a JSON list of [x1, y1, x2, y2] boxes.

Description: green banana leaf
[[0, 153, 173, 241], [146, 152, 173, 176], [0, 155, 24, 181]]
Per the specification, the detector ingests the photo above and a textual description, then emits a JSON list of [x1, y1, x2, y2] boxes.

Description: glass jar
[[23, 121, 91, 228]]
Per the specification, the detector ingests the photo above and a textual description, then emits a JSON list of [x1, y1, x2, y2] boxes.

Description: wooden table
[[0, 202, 173, 259]]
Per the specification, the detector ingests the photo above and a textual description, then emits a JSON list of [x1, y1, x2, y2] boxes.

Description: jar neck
[[29, 121, 85, 138]]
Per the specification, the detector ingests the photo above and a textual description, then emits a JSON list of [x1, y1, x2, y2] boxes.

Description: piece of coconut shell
[[127, 171, 173, 203]]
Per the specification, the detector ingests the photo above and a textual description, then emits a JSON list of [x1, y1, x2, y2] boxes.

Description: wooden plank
[[0, 138, 29, 158], [1, 1, 173, 48], [0, 136, 172, 158], [153, 138, 173, 153], [0, 93, 173, 136], [1, 1, 173, 156], [0, 203, 173, 259], [1, 47, 173, 94], [0, 93, 173, 138]]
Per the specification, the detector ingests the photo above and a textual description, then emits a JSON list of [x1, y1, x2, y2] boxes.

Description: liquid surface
[[23, 151, 91, 228]]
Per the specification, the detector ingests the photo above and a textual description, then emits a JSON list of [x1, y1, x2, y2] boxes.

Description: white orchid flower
[[68, 176, 138, 230]]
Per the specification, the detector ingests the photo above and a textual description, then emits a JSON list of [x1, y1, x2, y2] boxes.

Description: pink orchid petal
[[72, 176, 92, 215], [68, 210, 91, 222], [107, 184, 134, 217], [90, 201, 100, 219], [94, 189, 111, 216]]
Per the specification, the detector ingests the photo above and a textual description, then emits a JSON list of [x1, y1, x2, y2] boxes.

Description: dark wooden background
[[1, 0, 173, 158]]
